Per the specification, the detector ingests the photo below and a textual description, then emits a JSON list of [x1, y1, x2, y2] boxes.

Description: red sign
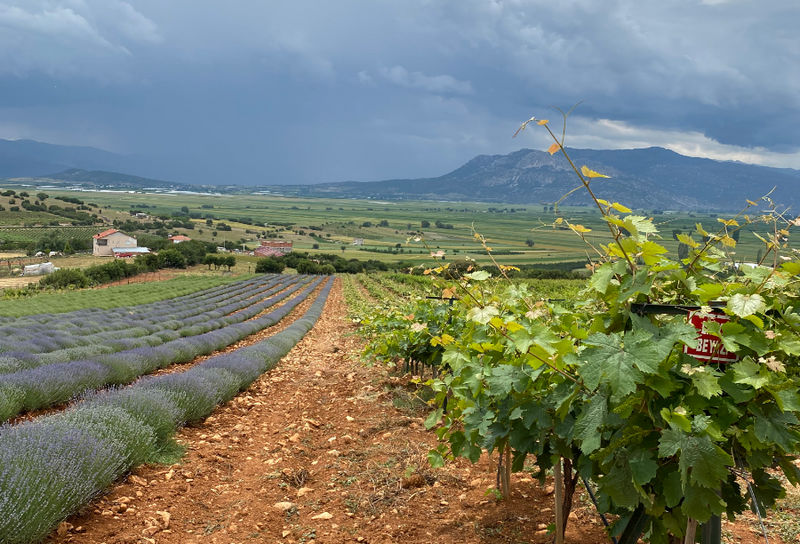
[[683, 311, 739, 363]]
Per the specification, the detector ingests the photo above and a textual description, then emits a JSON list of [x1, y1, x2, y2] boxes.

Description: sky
[[0, 0, 798, 185]]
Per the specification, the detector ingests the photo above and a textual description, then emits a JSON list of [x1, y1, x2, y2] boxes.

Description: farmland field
[[0, 184, 786, 268], [0, 225, 99, 243]]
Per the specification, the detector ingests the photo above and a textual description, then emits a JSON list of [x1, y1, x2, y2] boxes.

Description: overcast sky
[[0, 0, 798, 184]]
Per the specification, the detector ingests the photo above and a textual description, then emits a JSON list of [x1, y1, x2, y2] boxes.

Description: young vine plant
[[371, 107, 800, 542]]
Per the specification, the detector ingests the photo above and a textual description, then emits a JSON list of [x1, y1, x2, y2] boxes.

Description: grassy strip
[[0, 277, 333, 544], [0, 274, 256, 317]]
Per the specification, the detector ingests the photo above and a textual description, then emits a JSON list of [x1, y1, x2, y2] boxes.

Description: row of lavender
[[0, 274, 270, 328], [0, 274, 283, 359], [0, 276, 318, 420], [0, 277, 334, 544], [0, 275, 297, 373]]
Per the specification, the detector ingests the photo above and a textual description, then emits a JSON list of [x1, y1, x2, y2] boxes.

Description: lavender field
[[0, 274, 334, 544]]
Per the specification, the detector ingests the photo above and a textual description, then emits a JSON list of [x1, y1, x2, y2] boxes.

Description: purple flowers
[[0, 277, 333, 544]]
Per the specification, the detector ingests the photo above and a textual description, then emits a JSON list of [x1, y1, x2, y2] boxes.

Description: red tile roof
[[93, 229, 119, 239], [169, 235, 192, 241]]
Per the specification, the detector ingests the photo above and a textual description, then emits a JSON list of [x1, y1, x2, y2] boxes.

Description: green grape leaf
[[727, 293, 766, 318], [578, 330, 660, 399], [662, 469, 683, 508], [464, 270, 490, 281], [574, 392, 608, 454], [521, 402, 552, 431], [427, 448, 445, 468], [732, 359, 771, 390], [753, 404, 800, 451], [639, 241, 669, 265], [659, 429, 733, 488], [466, 305, 499, 324], [629, 449, 659, 486], [692, 371, 723, 398], [589, 261, 619, 294], [485, 364, 525, 397], [602, 458, 640, 509], [719, 369, 756, 403], [424, 407, 444, 430], [770, 389, 800, 412], [682, 482, 727, 522], [692, 283, 725, 303]]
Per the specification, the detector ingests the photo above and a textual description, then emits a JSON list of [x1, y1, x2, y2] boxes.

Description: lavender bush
[[0, 277, 333, 544]]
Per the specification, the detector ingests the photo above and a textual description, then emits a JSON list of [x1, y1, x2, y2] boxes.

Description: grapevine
[[367, 108, 800, 542]]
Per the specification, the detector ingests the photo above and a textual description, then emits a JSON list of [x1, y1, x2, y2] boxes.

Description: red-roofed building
[[93, 229, 138, 257], [254, 240, 292, 257], [253, 247, 285, 258], [168, 235, 192, 244]]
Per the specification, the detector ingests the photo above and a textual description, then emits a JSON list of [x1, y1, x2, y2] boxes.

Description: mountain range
[[276, 147, 800, 210], [1, 138, 799, 210]]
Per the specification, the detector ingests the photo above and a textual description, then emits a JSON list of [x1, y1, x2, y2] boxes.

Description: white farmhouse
[[92, 229, 138, 257]]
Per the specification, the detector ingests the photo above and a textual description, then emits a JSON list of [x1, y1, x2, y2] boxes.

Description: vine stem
[[542, 123, 638, 278]]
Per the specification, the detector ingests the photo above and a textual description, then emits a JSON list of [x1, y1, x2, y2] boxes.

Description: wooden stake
[[505, 446, 512, 497], [554, 458, 564, 544], [684, 518, 698, 544]]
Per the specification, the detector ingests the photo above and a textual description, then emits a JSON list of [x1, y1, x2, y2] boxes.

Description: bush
[[159, 249, 187, 269], [295, 259, 320, 274], [320, 264, 336, 275], [39, 269, 89, 290], [255, 257, 286, 273]]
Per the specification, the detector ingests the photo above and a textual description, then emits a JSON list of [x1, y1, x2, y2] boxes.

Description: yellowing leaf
[[695, 223, 708, 237], [597, 199, 610, 206], [506, 321, 524, 333], [746, 200, 758, 206], [554, 217, 564, 224], [489, 317, 506, 329], [720, 235, 737, 248], [440, 334, 455, 345], [610, 202, 632, 213], [537, 119, 549, 125], [442, 288, 455, 299], [547, 143, 561, 155], [717, 218, 740, 227], [581, 165, 610, 179], [571, 224, 592, 233], [677, 234, 700, 248]]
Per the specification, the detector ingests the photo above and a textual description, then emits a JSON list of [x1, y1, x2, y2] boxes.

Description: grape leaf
[[574, 393, 608, 454], [465, 270, 491, 281], [752, 404, 800, 451], [727, 293, 766, 318], [660, 428, 733, 488], [692, 371, 723, 398], [770, 388, 800, 412], [578, 330, 660, 399], [581, 165, 610, 179], [602, 458, 640, 509], [629, 449, 659, 486], [732, 359, 771, 390], [682, 482, 727, 522], [466, 305, 499, 324]]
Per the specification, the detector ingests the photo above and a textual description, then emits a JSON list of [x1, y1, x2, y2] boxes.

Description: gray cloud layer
[[0, 0, 797, 184]]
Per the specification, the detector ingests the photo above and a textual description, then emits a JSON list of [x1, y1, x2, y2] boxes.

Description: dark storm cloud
[[0, 0, 797, 184]]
